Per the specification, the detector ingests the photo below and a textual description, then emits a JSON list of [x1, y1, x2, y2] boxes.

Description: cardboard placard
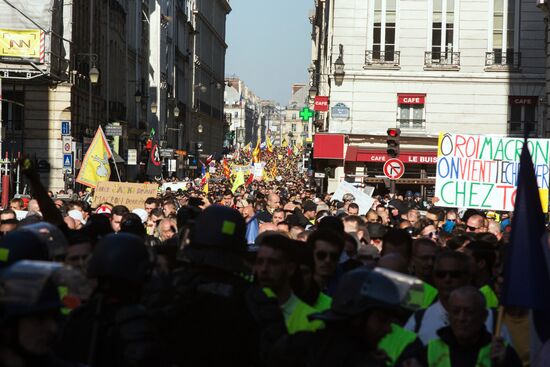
[[332, 181, 374, 215], [93, 182, 159, 210]]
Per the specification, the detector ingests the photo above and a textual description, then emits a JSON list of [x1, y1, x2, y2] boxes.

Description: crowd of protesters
[[0, 157, 549, 367]]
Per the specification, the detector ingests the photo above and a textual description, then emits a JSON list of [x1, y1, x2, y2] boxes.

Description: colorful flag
[[202, 172, 210, 194], [266, 134, 274, 154], [223, 159, 231, 179], [252, 136, 261, 163], [502, 137, 550, 343], [200, 163, 207, 186], [76, 126, 113, 188], [245, 173, 254, 186], [231, 171, 245, 193]]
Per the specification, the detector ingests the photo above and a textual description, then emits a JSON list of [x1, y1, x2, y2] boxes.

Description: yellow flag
[[231, 171, 245, 193], [202, 172, 210, 194], [252, 136, 261, 163], [266, 134, 274, 153], [76, 126, 113, 188], [243, 142, 251, 153], [281, 137, 288, 148]]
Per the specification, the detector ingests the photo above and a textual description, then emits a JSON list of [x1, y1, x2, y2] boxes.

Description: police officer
[[0, 260, 79, 367], [268, 267, 425, 367], [58, 233, 163, 367], [168, 205, 286, 367]]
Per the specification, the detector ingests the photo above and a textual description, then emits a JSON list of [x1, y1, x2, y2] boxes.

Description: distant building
[[224, 77, 261, 148], [282, 84, 310, 146], [311, 0, 546, 194]]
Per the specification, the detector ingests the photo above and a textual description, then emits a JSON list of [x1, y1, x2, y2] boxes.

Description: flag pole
[[98, 126, 121, 182], [111, 155, 122, 182]]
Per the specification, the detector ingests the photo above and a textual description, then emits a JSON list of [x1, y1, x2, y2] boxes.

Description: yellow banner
[[0, 29, 43, 60]]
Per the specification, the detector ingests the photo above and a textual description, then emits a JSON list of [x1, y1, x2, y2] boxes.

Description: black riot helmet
[[182, 205, 247, 272], [0, 261, 64, 322], [311, 267, 425, 322], [0, 230, 49, 269], [87, 233, 152, 283]]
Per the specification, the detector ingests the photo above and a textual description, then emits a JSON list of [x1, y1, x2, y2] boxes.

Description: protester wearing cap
[[367, 222, 387, 251]]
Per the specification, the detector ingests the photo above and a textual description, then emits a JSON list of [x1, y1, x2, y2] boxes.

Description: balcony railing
[[365, 50, 401, 68], [485, 51, 521, 70], [397, 119, 426, 129], [424, 51, 460, 69]]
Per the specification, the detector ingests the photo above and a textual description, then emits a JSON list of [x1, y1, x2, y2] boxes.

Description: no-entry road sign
[[383, 158, 405, 180]]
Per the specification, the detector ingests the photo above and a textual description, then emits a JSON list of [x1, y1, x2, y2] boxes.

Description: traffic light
[[386, 128, 401, 157]]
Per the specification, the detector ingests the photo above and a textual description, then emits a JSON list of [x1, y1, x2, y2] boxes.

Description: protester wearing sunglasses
[[405, 250, 511, 346], [307, 229, 344, 297]]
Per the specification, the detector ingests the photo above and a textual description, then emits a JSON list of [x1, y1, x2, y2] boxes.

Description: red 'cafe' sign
[[508, 96, 538, 105], [398, 94, 425, 104]]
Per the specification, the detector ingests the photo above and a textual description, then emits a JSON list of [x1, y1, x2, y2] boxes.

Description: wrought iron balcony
[[397, 119, 426, 130], [424, 51, 460, 69], [364, 50, 401, 68], [485, 51, 521, 70]]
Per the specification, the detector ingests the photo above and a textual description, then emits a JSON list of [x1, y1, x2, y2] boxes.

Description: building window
[[292, 113, 297, 120], [1, 90, 24, 131], [508, 96, 538, 136], [397, 94, 426, 129], [234, 111, 238, 118], [291, 123, 297, 132], [426, 0, 460, 68], [486, 0, 519, 68], [366, 0, 399, 66]]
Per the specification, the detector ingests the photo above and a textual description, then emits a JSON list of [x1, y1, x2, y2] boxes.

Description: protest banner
[[332, 181, 374, 215], [435, 133, 549, 212], [92, 181, 159, 210], [161, 182, 188, 192]]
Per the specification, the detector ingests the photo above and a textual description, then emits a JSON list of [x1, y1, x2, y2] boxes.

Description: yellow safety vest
[[427, 338, 492, 367], [285, 298, 324, 334], [379, 323, 418, 366], [422, 282, 439, 308], [313, 292, 332, 312], [479, 285, 499, 308]]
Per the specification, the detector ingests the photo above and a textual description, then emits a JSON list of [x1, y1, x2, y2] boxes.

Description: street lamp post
[[334, 44, 345, 87]]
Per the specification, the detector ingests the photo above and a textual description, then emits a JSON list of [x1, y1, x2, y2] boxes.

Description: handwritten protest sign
[[93, 182, 159, 210], [435, 133, 549, 212], [332, 181, 374, 215], [161, 182, 187, 192]]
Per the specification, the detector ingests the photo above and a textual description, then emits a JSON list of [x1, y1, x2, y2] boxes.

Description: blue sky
[[225, 0, 312, 106]]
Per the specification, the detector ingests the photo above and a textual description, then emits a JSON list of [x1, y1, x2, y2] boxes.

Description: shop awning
[[313, 133, 346, 160], [346, 147, 437, 164]]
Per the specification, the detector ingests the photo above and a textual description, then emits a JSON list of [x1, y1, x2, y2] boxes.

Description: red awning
[[313, 133, 345, 160], [346, 147, 437, 164]]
